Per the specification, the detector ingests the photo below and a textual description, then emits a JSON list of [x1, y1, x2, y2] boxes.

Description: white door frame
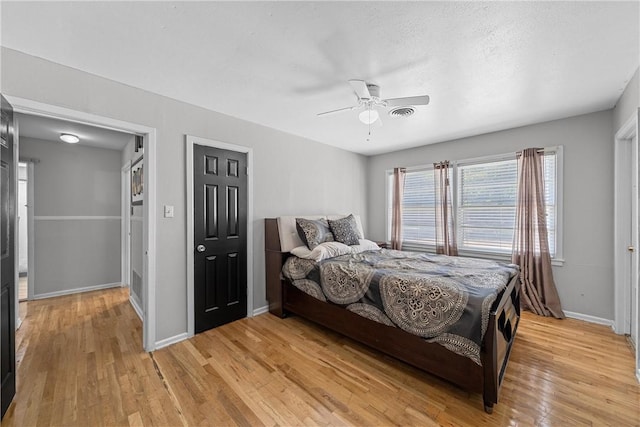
[[13, 157, 39, 310], [21, 160, 35, 302], [185, 135, 254, 338], [121, 164, 131, 288], [613, 110, 640, 382], [6, 96, 159, 351]]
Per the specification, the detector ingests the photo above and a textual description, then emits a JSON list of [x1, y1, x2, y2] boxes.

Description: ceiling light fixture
[[59, 133, 80, 144], [358, 108, 379, 124]]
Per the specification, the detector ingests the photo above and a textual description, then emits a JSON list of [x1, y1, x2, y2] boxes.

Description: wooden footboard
[[264, 218, 520, 413], [481, 274, 520, 413]]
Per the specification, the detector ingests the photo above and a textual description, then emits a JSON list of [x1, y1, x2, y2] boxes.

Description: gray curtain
[[512, 148, 564, 318], [391, 167, 406, 250], [434, 161, 458, 256]]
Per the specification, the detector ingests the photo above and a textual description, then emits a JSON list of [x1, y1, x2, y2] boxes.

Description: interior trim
[[252, 305, 269, 316], [32, 281, 121, 300], [129, 295, 143, 321], [155, 332, 190, 350], [564, 310, 614, 329]]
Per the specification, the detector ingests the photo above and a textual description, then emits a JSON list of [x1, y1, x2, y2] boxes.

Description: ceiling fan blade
[[317, 106, 356, 116], [349, 80, 371, 100], [384, 95, 430, 107]]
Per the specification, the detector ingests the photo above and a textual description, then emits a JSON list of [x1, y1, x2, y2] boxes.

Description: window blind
[[401, 169, 436, 245], [543, 153, 556, 256], [387, 150, 558, 258], [457, 159, 517, 253]]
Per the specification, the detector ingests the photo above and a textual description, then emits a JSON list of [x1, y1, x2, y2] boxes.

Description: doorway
[[613, 110, 639, 381], [633, 134, 639, 350], [6, 96, 158, 351]]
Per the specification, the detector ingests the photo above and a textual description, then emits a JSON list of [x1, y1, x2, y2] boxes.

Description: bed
[[264, 215, 521, 413]]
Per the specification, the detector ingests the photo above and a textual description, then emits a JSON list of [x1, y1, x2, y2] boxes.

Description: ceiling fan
[[317, 80, 430, 125]]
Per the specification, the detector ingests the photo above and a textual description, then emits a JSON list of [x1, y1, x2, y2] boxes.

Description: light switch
[[164, 205, 174, 218]]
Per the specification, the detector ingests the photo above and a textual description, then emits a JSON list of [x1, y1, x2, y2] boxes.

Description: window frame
[[385, 146, 564, 266]]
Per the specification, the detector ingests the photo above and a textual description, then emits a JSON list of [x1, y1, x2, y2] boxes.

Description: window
[[402, 169, 436, 245], [386, 147, 562, 261], [456, 158, 517, 254], [387, 169, 436, 248]]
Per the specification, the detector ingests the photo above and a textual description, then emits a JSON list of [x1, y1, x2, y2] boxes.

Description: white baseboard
[[129, 296, 143, 321], [564, 310, 614, 329], [16, 317, 23, 330], [32, 282, 122, 300], [636, 369, 640, 384], [154, 306, 269, 351], [253, 305, 269, 316], [155, 332, 189, 350]]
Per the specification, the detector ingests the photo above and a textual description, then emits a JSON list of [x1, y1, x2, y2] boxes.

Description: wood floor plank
[[3, 287, 639, 426]]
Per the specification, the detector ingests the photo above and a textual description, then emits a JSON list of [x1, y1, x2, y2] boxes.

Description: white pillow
[[290, 241, 353, 261], [351, 239, 382, 253]]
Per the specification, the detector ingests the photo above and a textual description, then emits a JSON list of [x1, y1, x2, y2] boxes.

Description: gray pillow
[[328, 214, 360, 246], [296, 218, 334, 250]]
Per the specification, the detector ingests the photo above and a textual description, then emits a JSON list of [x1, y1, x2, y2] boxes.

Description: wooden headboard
[[264, 218, 288, 317], [264, 215, 364, 316]]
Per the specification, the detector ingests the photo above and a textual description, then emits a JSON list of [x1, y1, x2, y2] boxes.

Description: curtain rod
[[516, 149, 546, 156]]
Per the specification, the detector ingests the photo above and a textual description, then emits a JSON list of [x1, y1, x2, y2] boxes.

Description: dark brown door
[[193, 144, 247, 333], [1, 95, 16, 418]]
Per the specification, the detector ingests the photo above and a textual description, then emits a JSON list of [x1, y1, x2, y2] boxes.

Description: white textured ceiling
[[17, 113, 133, 151], [2, 2, 638, 155]]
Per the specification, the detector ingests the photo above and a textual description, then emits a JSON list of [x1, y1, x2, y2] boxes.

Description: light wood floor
[[3, 288, 639, 426]]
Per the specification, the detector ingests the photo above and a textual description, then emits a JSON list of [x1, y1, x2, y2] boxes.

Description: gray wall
[[613, 67, 639, 132], [1, 48, 368, 342], [18, 137, 122, 297], [367, 110, 615, 320]]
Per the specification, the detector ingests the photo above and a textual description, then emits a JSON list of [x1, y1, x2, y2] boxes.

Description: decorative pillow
[[328, 214, 360, 246], [291, 242, 353, 261], [296, 218, 334, 249]]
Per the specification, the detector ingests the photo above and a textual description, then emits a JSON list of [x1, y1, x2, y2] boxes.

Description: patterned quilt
[[282, 249, 519, 365]]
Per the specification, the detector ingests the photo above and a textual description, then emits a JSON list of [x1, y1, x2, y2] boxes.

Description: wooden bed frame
[[264, 218, 520, 413]]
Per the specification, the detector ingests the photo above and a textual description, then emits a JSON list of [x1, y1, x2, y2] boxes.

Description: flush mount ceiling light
[[358, 108, 379, 124], [59, 133, 80, 144]]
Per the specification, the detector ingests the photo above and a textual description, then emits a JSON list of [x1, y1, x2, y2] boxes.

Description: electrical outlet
[[164, 205, 174, 218]]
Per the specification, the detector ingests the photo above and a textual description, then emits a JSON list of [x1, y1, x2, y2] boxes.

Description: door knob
[[196, 244, 206, 253], [629, 246, 635, 252]]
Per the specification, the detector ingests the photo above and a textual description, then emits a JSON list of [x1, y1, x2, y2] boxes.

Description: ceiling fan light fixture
[[60, 133, 80, 144], [358, 108, 379, 124]]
